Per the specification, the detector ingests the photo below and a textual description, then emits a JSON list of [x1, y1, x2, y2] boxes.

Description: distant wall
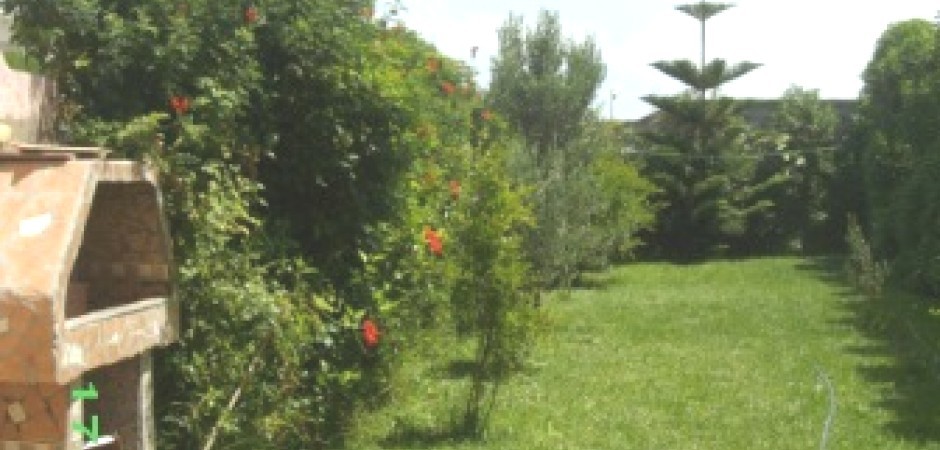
[[0, 13, 54, 143]]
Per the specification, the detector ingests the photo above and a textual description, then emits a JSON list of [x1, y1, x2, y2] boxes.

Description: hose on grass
[[815, 365, 837, 450]]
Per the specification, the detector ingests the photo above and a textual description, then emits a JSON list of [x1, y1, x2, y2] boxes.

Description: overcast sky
[[378, 1, 939, 120]]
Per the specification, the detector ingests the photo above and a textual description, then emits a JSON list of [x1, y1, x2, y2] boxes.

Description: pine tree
[[640, 2, 765, 258]]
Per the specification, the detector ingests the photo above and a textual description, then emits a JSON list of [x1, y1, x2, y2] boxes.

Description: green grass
[[343, 257, 940, 449]]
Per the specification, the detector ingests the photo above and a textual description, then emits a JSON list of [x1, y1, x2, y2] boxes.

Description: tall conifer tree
[[640, 2, 766, 258]]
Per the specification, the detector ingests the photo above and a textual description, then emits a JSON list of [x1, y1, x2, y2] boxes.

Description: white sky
[[378, 1, 939, 120]]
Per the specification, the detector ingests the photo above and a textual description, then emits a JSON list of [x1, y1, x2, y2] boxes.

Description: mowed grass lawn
[[345, 257, 940, 449]]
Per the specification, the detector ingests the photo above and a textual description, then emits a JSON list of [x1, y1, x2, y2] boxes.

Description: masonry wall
[[0, 381, 68, 448], [58, 300, 172, 382], [0, 292, 55, 382]]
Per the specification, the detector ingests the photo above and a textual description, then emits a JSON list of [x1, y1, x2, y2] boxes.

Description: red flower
[[440, 81, 456, 96], [480, 109, 493, 121], [423, 226, 444, 256], [244, 5, 258, 24], [362, 318, 380, 348], [170, 95, 190, 115], [449, 180, 461, 200]]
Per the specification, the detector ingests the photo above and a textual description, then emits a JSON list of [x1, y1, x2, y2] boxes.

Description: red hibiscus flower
[[449, 180, 461, 200], [423, 226, 444, 256], [244, 5, 258, 24], [362, 318, 380, 349], [170, 95, 190, 115], [440, 81, 456, 96]]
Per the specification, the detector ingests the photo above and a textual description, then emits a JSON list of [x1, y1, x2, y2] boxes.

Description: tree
[[639, 2, 766, 258], [857, 19, 938, 256], [490, 10, 620, 287], [489, 10, 605, 164], [676, 2, 732, 72], [853, 19, 940, 295], [765, 86, 838, 251]]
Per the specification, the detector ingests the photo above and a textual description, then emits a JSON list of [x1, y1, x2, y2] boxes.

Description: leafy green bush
[[6, 0, 540, 446], [850, 19, 940, 299], [448, 142, 538, 432]]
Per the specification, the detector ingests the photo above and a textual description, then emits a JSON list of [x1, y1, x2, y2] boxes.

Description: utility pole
[[609, 90, 616, 120]]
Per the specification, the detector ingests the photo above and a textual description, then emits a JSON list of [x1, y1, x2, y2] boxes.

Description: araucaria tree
[[640, 2, 766, 258]]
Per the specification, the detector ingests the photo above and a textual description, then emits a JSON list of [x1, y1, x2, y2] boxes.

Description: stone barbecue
[[0, 145, 179, 450]]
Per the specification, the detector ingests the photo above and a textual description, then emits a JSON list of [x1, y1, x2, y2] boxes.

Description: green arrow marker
[[72, 416, 100, 442], [71, 383, 98, 401]]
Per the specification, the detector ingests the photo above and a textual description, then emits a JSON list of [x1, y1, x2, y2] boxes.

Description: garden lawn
[[344, 257, 940, 449]]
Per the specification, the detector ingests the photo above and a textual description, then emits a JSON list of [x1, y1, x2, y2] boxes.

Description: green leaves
[[676, 2, 734, 21], [651, 59, 760, 92], [489, 10, 605, 159], [639, 3, 778, 258]]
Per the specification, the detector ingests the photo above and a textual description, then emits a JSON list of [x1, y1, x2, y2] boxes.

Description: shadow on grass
[[442, 358, 482, 380], [377, 414, 481, 449], [568, 270, 618, 290], [438, 358, 542, 381], [796, 256, 940, 444]]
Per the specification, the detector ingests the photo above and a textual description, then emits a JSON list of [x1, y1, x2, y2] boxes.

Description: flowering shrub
[[362, 318, 381, 349], [423, 226, 445, 256], [6, 0, 539, 446]]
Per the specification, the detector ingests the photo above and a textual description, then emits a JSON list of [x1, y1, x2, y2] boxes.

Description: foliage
[[489, 10, 605, 160], [748, 86, 839, 252], [4, 0, 540, 446], [639, 3, 774, 259], [448, 143, 537, 433], [845, 214, 888, 298], [490, 10, 654, 285], [588, 122, 659, 262], [852, 19, 940, 297], [639, 96, 773, 258]]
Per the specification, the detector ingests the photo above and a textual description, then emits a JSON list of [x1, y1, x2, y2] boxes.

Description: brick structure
[[0, 145, 178, 450]]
